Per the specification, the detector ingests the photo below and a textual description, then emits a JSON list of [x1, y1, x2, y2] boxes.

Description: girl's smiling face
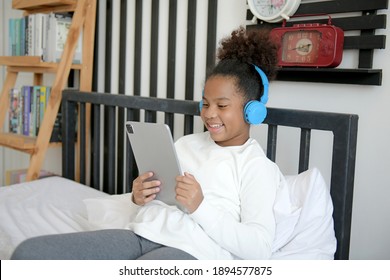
[[201, 75, 250, 147]]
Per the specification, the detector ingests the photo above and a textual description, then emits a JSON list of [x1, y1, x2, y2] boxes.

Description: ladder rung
[[0, 133, 61, 154], [12, 0, 77, 10], [0, 57, 83, 71], [0, 132, 36, 154], [0, 56, 42, 66]]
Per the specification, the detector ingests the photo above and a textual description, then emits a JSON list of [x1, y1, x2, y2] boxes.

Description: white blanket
[[0, 177, 108, 259]]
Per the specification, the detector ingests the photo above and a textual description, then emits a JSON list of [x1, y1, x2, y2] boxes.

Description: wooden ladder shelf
[[0, 0, 96, 181]]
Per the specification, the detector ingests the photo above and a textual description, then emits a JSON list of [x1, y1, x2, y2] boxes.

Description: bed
[[0, 90, 358, 260]]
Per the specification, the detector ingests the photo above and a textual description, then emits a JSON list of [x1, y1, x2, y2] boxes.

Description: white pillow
[[272, 175, 301, 252], [271, 167, 337, 259]]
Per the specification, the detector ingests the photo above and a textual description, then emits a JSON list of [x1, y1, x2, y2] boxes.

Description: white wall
[[1, 0, 389, 259], [267, 13, 390, 261]]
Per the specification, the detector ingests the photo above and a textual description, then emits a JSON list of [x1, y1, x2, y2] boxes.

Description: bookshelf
[[0, 0, 96, 181]]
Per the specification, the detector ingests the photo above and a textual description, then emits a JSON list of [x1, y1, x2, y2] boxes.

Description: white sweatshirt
[[125, 132, 282, 259]]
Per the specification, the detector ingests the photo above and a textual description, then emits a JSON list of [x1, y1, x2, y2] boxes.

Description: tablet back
[[125, 121, 183, 210]]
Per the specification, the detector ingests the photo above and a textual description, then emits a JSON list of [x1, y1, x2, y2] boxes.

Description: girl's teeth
[[210, 124, 222, 128]]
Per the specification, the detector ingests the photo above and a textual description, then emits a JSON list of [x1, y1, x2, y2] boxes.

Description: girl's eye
[[218, 104, 228, 108]]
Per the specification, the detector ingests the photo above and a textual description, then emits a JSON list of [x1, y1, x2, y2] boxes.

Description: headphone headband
[[252, 64, 269, 104]]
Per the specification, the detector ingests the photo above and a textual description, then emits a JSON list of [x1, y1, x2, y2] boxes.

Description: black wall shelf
[[247, 0, 389, 86], [276, 68, 382, 86]]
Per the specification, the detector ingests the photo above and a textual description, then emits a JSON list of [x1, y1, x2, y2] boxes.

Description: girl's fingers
[[132, 172, 160, 205]]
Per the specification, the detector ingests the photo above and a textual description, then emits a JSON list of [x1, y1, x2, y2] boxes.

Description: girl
[[11, 27, 283, 260]]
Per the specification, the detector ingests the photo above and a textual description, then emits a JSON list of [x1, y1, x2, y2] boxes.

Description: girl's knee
[[11, 237, 42, 259]]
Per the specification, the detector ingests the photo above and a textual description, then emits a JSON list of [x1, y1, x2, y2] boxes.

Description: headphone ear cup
[[244, 100, 267, 125]]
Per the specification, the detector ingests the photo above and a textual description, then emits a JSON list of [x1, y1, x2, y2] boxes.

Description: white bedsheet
[[0, 177, 108, 259]]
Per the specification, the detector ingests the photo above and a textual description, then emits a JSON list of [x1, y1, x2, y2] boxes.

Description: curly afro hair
[[206, 26, 278, 103]]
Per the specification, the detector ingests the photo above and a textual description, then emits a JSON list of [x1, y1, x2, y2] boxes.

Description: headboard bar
[[299, 129, 311, 173], [329, 114, 359, 259], [267, 125, 277, 162], [79, 102, 86, 185], [92, 104, 101, 190], [105, 105, 116, 194], [62, 90, 358, 259]]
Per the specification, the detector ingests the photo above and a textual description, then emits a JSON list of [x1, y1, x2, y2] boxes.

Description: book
[[35, 86, 41, 135], [8, 18, 16, 55], [47, 13, 82, 63], [8, 88, 20, 134], [29, 86, 38, 136], [22, 85, 31, 136], [5, 168, 56, 185], [17, 87, 24, 134], [20, 17, 26, 55], [42, 14, 49, 61], [38, 86, 47, 135], [34, 13, 46, 59], [26, 14, 35, 56], [15, 18, 21, 55], [44, 13, 56, 61]]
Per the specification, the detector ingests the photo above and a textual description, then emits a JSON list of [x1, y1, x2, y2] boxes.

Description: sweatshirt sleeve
[[83, 193, 141, 229], [190, 158, 279, 259]]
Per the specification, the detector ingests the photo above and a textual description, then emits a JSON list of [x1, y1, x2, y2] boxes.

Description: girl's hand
[[132, 172, 161, 206], [175, 172, 204, 213]]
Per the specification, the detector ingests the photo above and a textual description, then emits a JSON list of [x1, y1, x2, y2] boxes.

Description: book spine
[[29, 86, 39, 136], [24, 15, 29, 55], [27, 14, 35, 56], [42, 14, 49, 62], [13, 88, 20, 134], [18, 88, 23, 134], [39, 86, 47, 133], [8, 88, 13, 132], [9, 18, 16, 56], [8, 88, 19, 133], [46, 13, 54, 62], [20, 17, 26, 56], [23, 86, 31, 136], [15, 18, 21, 56], [8, 18, 13, 55], [35, 86, 41, 135], [35, 14, 43, 58]]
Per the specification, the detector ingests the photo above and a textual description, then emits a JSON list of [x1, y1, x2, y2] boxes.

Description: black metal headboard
[[61, 90, 358, 260]]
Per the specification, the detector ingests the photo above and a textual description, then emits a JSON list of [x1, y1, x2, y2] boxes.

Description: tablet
[[125, 121, 184, 210]]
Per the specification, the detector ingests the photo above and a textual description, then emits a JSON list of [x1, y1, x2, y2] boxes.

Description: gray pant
[[11, 229, 196, 260]]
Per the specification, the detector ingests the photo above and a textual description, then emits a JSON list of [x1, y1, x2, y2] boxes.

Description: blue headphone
[[244, 64, 269, 124], [199, 64, 269, 125]]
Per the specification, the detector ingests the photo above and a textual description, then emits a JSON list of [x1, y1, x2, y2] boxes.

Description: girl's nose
[[203, 106, 217, 119]]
